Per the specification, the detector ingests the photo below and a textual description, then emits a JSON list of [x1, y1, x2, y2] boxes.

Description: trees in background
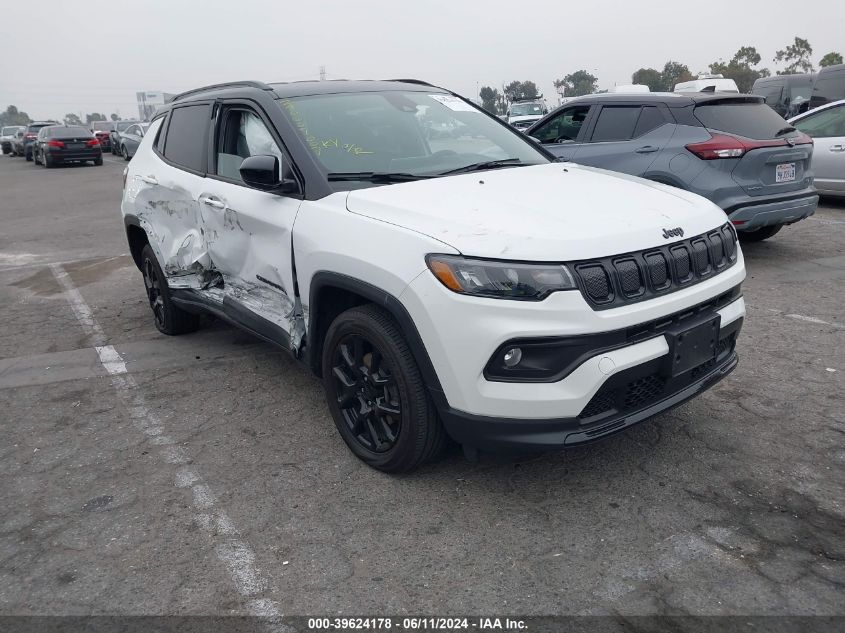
[[631, 68, 664, 92], [0, 105, 32, 127], [629, 61, 693, 92], [479, 86, 504, 114], [774, 37, 814, 74], [503, 80, 540, 103], [554, 70, 598, 97], [709, 46, 770, 93], [819, 52, 843, 67]]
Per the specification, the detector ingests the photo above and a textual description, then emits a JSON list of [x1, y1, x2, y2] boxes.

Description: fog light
[[503, 347, 523, 368]]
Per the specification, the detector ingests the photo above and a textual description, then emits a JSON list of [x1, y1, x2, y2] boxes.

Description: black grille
[[572, 223, 738, 310], [624, 374, 665, 408], [644, 252, 669, 288], [579, 390, 616, 420], [579, 264, 612, 303]]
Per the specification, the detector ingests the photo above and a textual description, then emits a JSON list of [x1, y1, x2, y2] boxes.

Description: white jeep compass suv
[[120, 80, 746, 472]]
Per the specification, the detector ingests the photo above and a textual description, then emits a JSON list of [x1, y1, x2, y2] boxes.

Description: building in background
[[136, 91, 175, 121]]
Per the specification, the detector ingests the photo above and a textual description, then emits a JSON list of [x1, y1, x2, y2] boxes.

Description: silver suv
[[526, 93, 818, 242]]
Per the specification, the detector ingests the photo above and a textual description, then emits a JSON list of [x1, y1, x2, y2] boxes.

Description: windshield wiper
[[775, 126, 797, 137], [327, 171, 434, 183], [438, 158, 525, 176]]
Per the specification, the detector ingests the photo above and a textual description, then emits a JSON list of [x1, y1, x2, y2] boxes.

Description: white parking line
[[49, 263, 283, 619]]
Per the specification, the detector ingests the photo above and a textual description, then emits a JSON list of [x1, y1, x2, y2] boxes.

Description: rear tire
[[140, 244, 201, 335], [25, 148, 32, 161], [322, 304, 447, 473], [94, 155, 103, 166], [738, 224, 783, 242], [33, 149, 41, 165]]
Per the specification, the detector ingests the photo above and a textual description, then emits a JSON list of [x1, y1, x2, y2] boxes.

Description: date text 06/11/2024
[[306, 617, 528, 630]]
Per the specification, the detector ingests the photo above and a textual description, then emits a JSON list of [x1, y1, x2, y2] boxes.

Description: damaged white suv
[[120, 80, 746, 472]]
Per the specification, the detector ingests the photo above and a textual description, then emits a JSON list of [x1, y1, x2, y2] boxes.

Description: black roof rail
[[168, 81, 274, 103], [385, 78, 436, 87]]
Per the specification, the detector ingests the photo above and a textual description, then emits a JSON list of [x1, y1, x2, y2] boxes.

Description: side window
[[154, 117, 168, 154], [633, 106, 665, 137], [162, 104, 211, 172], [794, 106, 845, 138], [590, 106, 641, 142], [531, 105, 591, 143], [215, 108, 283, 182]]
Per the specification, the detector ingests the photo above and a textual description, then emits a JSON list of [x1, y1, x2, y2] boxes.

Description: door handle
[[830, 145, 845, 152], [199, 196, 225, 209], [140, 175, 158, 185], [635, 145, 659, 154]]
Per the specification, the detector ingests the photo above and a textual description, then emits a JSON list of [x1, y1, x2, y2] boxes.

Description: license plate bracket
[[776, 162, 796, 183], [663, 315, 721, 378]]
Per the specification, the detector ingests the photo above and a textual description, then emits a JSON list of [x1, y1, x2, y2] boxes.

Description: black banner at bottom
[[0, 616, 842, 633]]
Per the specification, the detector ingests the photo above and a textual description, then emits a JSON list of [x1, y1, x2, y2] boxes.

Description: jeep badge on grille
[[662, 227, 684, 239]]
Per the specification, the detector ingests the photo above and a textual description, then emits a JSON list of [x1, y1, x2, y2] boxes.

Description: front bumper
[[727, 192, 818, 231], [441, 347, 739, 451]]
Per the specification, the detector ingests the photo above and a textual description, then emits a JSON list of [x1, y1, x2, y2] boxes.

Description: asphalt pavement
[[0, 153, 843, 619]]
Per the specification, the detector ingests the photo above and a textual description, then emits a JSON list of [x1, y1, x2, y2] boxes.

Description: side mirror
[[239, 155, 299, 194]]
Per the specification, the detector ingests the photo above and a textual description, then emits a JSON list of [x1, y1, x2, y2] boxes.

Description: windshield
[[510, 103, 543, 116], [694, 102, 794, 139], [2, 126, 22, 135], [278, 91, 548, 184], [117, 121, 134, 131]]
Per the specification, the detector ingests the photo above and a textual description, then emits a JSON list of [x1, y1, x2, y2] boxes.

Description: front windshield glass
[[278, 91, 548, 182], [510, 103, 543, 116]]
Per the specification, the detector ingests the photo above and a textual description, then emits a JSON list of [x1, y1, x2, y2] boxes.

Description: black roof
[[167, 79, 447, 105], [560, 92, 763, 108], [270, 79, 447, 98]]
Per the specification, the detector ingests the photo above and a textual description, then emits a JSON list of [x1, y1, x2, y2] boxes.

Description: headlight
[[426, 254, 577, 300]]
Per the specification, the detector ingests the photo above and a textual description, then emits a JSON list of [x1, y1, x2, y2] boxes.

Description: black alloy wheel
[[139, 244, 200, 335], [322, 305, 447, 472], [331, 334, 403, 453]]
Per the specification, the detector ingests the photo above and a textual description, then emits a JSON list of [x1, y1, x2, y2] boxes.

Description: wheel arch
[[307, 272, 447, 406], [124, 215, 149, 270]]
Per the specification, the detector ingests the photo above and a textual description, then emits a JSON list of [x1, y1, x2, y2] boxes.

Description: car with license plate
[[790, 99, 845, 198], [13, 121, 59, 160], [120, 79, 746, 472], [32, 125, 103, 167], [526, 93, 818, 242]]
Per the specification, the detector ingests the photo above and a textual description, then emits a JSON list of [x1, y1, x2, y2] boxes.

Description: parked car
[[117, 122, 149, 160], [120, 80, 746, 472], [506, 98, 548, 130], [32, 125, 103, 167], [14, 121, 59, 160], [1, 126, 24, 154], [790, 99, 845, 197], [110, 120, 139, 155], [90, 121, 115, 151], [526, 92, 817, 242], [809, 63, 845, 110], [752, 73, 815, 118], [674, 75, 739, 94]]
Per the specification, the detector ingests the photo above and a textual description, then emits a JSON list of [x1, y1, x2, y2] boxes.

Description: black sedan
[[32, 125, 103, 167]]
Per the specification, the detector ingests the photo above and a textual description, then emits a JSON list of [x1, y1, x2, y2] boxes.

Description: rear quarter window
[[162, 104, 210, 172], [693, 102, 789, 139]]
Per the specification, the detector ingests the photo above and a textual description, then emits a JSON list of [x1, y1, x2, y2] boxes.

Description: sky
[[1, 0, 843, 120]]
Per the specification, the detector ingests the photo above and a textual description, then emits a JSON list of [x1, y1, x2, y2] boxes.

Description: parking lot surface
[[0, 154, 843, 617]]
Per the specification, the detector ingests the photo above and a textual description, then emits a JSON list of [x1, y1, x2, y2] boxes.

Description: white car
[[790, 99, 845, 198], [507, 99, 547, 131], [120, 79, 746, 472], [1, 125, 24, 154]]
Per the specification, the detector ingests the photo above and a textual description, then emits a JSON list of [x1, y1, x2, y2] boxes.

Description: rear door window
[[693, 102, 790, 139], [590, 106, 641, 142], [162, 104, 211, 172], [633, 106, 665, 137]]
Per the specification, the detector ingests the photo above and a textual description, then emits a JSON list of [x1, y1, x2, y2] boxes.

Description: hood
[[345, 163, 729, 261]]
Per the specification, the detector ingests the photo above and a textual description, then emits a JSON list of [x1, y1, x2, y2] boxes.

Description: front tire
[[140, 244, 200, 335], [738, 224, 783, 242], [322, 305, 446, 473]]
